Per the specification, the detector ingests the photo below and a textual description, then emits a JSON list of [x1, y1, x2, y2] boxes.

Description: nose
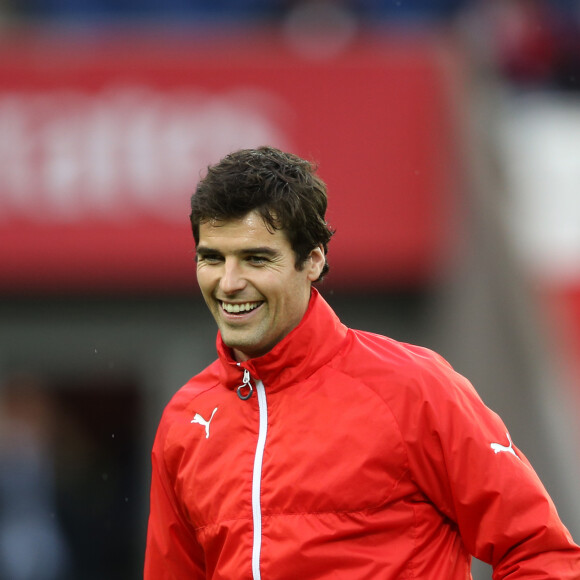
[[219, 258, 246, 295]]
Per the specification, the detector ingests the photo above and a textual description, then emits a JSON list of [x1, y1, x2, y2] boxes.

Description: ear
[[306, 245, 325, 282]]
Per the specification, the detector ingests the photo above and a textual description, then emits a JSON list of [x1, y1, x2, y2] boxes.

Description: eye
[[198, 253, 223, 264], [246, 255, 268, 265]]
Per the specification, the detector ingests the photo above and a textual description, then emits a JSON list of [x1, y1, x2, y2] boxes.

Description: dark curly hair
[[190, 146, 334, 281]]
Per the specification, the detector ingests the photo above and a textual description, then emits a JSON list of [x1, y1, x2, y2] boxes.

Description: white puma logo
[[490, 432, 519, 459], [191, 407, 218, 439]]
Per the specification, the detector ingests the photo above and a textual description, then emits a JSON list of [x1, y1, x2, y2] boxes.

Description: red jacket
[[145, 289, 580, 579]]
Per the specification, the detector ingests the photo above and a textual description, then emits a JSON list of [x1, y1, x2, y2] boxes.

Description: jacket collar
[[216, 288, 348, 392]]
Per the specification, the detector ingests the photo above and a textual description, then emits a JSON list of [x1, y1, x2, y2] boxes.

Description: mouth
[[219, 300, 264, 315]]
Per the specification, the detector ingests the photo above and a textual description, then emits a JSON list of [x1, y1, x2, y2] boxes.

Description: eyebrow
[[196, 246, 279, 257]]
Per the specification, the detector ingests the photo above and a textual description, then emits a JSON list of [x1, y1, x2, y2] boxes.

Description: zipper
[[235, 363, 268, 579], [251, 379, 267, 580], [237, 367, 253, 400]]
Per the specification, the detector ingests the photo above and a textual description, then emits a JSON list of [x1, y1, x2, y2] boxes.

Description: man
[[145, 146, 580, 578]]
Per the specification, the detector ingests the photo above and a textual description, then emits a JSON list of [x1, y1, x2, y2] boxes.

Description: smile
[[220, 301, 263, 314]]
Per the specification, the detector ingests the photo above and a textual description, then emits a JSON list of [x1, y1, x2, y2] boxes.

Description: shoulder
[[337, 329, 507, 460], [337, 328, 482, 411], [155, 359, 222, 440], [341, 328, 455, 380], [151, 358, 230, 476]]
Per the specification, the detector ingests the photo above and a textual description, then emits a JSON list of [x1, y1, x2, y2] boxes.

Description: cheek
[[276, 276, 310, 312], [197, 271, 216, 298]]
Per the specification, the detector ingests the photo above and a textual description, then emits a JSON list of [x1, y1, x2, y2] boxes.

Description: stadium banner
[[0, 31, 462, 294]]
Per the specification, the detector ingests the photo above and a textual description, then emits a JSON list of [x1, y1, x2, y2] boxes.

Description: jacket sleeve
[[144, 422, 206, 580], [402, 355, 580, 579]]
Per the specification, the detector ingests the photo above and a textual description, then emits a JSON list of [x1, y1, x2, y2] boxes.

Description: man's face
[[196, 210, 325, 361]]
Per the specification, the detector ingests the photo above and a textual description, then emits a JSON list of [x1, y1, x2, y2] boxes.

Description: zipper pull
[[237, 367, 253, 400]]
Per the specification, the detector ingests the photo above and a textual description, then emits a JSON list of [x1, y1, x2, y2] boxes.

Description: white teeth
[[222, 302, 260, 314]]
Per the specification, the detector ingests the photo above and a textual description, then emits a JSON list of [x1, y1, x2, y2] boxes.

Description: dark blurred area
[[3, 0, 466, 24], [466, 0, 580, 92], [0, 373, 141, 579]]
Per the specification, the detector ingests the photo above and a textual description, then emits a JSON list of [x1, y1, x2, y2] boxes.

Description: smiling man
[[144, 146, 580, 579], [195, 211, 325, 361]]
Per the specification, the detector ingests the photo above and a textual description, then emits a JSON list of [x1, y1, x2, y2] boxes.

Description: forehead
[[198, 211, 289, 249]]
